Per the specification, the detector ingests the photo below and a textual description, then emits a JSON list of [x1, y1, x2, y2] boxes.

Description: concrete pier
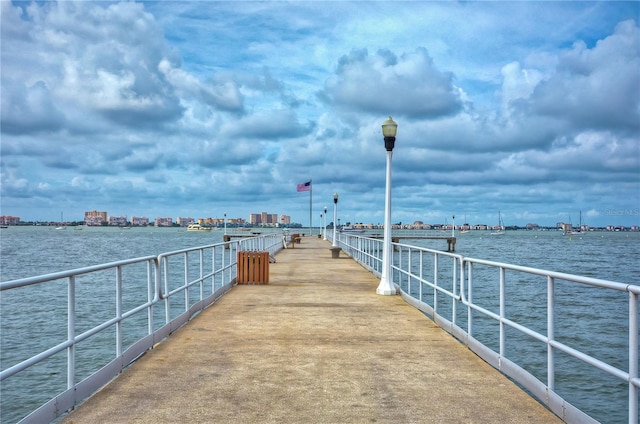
[[62, 236, 560, 423]]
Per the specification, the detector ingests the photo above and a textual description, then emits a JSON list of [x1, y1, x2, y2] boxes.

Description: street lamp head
[[382, 116, 397, 151], [324, 206, 327, 213], [382, 116, 398, 137], [333, 193, 339, 204]]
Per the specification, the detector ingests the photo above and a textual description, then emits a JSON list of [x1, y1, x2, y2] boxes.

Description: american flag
[[297, 181, 311, 192]]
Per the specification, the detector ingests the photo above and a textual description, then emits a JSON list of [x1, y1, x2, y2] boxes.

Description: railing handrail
[[462, 256, 637, 292], [0, 255, 157, 290]]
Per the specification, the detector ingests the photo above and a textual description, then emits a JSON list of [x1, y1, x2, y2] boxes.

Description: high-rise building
[[131, 216, 149, 226], [155, 217, 173, 227], [0, 216, 20, 225], [85, 210, 107, 226], [250, 212, 282, 226], [177, 217, 195, 227]]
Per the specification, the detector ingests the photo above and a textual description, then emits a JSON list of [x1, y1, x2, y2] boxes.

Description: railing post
[[433, 252, 438, 315], [452, 256, 457, 326], [222, 243, 227, 285], [630, 290, 638, 424], [184, 252, 189, 311], [163, 258, 170, 324], [116, 266, 123, 356], [547, 276, 555, 392], [467, 262, 473, 337], [199, 250, 204, 301], [67, 275, 76, 390], [212, 247, 217, 292], [148, 260, 154, 335], [419, 250, 424, 305], [499, 267, 505, 359]]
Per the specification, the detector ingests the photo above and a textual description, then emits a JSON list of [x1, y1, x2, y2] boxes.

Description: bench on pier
[[289, 234, 302, 248]]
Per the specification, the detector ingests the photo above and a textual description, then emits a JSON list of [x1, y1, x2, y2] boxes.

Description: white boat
[[564, 211, 586, 236], [460, 214, 470, 233], [56, 212, 67, 230], [187, 224, 212, 232], [490, 211, 505, 236]]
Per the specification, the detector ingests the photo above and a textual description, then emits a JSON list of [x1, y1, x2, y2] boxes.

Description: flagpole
[[309, 179, 312, 235]]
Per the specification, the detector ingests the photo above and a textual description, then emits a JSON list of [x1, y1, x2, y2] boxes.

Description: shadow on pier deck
[[62, 236, 560, 424]]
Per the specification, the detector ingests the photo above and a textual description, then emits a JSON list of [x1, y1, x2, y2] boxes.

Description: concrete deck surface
[[62, 235, 561, 423]]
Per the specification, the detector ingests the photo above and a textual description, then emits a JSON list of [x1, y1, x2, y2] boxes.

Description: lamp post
[[320, 213, 323, 237], [377, 116, 397, 296], [452, 214, 455, 237], [323, 206, 328, 240], [332, 193, 339, 247]]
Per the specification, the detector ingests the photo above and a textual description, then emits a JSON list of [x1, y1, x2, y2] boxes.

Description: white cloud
[[321, 48, 463, 118]]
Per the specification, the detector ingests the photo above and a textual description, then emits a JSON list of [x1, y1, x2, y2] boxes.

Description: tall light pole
[[332, 193, 339, 247], [377, 117, 398, 296], [452, 214, 455, 237], [323, 206, 328, 240]]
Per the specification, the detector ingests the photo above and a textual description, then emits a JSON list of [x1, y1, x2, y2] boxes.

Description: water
[[1, 227, 638, 423]]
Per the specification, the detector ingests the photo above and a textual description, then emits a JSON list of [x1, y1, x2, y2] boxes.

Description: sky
[[1, 1, 639, 228]]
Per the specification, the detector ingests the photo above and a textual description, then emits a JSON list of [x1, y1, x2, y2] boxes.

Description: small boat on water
[[490, 211, 505, 236], [564, 211, 587, 236], [187, 224, 212, 232], [55, 212, 66, 230]]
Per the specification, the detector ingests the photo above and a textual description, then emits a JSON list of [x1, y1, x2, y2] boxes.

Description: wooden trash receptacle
[[237, 251, 270, 284]]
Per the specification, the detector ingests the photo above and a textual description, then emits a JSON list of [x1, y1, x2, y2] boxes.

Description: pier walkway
[[62, 236, 561, 423]]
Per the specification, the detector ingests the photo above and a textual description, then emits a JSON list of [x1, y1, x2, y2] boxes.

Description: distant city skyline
[[2, 207, 638, 230], [1, 2, 638, 228]]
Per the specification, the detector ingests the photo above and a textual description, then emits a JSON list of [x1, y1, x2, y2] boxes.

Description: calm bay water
[[1, 226, 638, 423]]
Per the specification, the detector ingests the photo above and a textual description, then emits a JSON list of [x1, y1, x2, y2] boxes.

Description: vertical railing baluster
[[163, 257, 170, 323], [433, 252, 438, 315], [212, 246, 217, 292], [116, 265, 123, 356], [629, 290, 638, 424], [199, 249, 204, 301], [148, 260, 154, 335], [67, 275, 76, 390], [468, 262, 473, 337], [547, 275, 555, 392], [419, 250, 424, 304], [452, 256, 457, 326], [499, 267, 505, 359], [184, 252, 189, 311], [405, 246, 410, 293]]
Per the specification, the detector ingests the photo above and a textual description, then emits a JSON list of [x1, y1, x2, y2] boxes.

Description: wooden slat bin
[[237, 251, 270, 284]]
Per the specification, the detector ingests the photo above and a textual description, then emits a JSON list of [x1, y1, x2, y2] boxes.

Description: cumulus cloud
[[1, 81, 66, 134], [321, 48, 463, 118], [158, 59, 244, 112], [1, 1, 184, 132], [526, 20, 640, 132]]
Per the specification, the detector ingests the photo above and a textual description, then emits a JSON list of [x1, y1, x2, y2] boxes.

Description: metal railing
[[338, 233, 639, 424], [0, 233, 283, 424]]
